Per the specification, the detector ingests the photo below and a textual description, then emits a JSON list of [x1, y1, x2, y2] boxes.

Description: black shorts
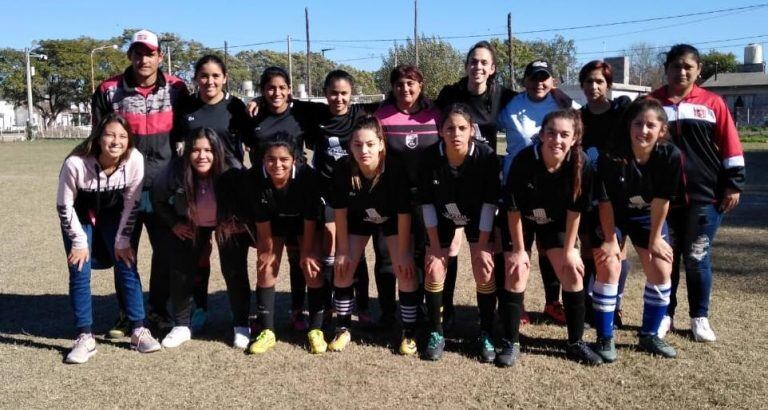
[[427, 217, 489, 248], [590, 213, 669, 250], [348, 215, 398, 237], [499, 212, 563, 252]]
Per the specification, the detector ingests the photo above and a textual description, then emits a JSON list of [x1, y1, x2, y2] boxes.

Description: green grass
[[0, 140, 766, 408]]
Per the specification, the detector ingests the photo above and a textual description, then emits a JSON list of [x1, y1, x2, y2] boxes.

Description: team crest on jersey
[[187, 115, 195, 122], [628, 195, 649, 210], [693, 107, 706, 119], [442, 203, 470, 225], [363, 208, 388, 224], [405, 133, 419, 149], [527, 208, 554, 225]]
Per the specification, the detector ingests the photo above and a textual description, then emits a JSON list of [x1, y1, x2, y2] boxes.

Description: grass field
[[1, 140, 766, 408]]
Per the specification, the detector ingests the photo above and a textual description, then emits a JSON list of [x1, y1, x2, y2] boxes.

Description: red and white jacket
[[56, 149, 144, 250], [651, 85, 745, 203]]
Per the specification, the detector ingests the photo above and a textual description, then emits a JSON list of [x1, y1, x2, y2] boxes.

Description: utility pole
[[25, 47, 47, 141], [287, 35, 293, 94], [224, 41, 228, 68], [414, 0, 419, 67], [166, 45, 172, 75], [507, 13, 515, 89], [305, 7, 311, 96], [394, 41, 398, 67]]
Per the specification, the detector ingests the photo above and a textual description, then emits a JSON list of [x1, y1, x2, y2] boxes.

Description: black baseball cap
[[524, 59, 554, 78]]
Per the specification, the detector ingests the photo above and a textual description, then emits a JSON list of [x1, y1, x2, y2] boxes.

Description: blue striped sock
[[592, 281, 618, 339], [641, 282, 671, 335]]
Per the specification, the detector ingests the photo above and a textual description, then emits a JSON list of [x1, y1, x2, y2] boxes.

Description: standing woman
[[578, 60, 632, 327], [435, 41, 516, 329], [374, 64, 441, 327], [418, 103, 500, 362], [57, 113, 161, 364], [244, 66, 316, 331], [152, 128, 253, 349], [590, 97, 681, 361], [650, 44, 745, 342], [498, 59, 581, 325], [329, 116, 418, 354], [245, 132, 326, 355], [172, 54, 253, 331], [503, 108, 603, 366]]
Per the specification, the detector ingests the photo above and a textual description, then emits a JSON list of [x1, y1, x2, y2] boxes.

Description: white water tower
[[744, 43, 763, 65]]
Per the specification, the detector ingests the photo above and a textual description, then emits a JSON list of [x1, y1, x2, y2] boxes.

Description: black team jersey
[[436, 78, 516, 152], [329, 156, 411, 224], [418, 141, 501, 229], [246, 163, 322, 234], [596, 142, 683, 220], [173, 93, 251, 169], [580, 96, 631, 152], [244, 101, 315, 169], [504, 144, 593, 230]]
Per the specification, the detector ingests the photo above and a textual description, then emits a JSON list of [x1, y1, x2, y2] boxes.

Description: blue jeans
[[63, 211, 146, 333], [667, 203, 723, 318]]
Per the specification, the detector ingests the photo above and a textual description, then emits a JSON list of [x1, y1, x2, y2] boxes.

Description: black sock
[[493, 252, 505, 295], [477, 282, 497, 334], [443, 256, 458, 314], [354, 256, 370, 312], [540, 253, 561, 304], [322, 258, 334, 310], [334, 285, 354, 330], [500, 290, 524, 343], [583, 258, 596, 325], [288, 250, 305, 312], [399, 290, 419, 338], [425, 283, 444, 335], [562, 290, 586, 344], [307, 285, 327, 330], [256, 286, 276, 331]]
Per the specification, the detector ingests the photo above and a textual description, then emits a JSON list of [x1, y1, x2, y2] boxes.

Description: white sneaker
[[691, 317, 716, 342], [657, 315, 673, 339], [161, 326, 192, 348], [65, 333, 97, 364], [233, 326, 251, 349], [131, 327, 162, 353]]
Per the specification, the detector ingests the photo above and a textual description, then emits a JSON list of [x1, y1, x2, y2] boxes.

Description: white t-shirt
[[497, 93, 580, 181]]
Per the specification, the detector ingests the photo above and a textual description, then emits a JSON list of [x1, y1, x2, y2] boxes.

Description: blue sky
[[4, 0, 768, 71]]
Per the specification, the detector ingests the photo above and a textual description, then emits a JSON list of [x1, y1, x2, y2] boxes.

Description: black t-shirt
[[596, 142, 683, 219], [247, 163, 322, 224], [329, 156, 411, 223], [245, 101, 314, 169], [436, 78, 516, 152], [504, 144, 592, 228], [304, 102, 380, 178], [418, 141, 501, 226], [174, 93, 251, 169], [580, 96, 631, 152]]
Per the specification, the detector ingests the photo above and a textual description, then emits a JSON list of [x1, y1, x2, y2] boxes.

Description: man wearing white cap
[[92, 29, 189, 338]]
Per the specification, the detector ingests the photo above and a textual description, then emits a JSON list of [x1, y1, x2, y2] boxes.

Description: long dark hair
[[465, 41, 498, 86], [540, 108, 584, 202], [183, 127, 225, 230], [609, 97, 669, 161], [349, 115, 386, 190], [259, 66, 291, 91], [69, 113, 135, 163], [323, 69, 355, 93], [194, 54, 228, 78]]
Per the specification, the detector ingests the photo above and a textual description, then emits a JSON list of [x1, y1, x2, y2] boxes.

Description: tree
[[375, 36, 463, 99], [624, 42, 665, 88], [489, 35, 578, 89], [699, 50, 738, 83]]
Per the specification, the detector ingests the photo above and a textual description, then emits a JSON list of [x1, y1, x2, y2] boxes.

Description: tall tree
[[699, 50, 739, 83], [375, 36, 463, 99], [624, 42, 665, 88]]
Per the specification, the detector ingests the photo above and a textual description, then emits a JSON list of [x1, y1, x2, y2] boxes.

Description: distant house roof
[[701, 72, 768, 88]]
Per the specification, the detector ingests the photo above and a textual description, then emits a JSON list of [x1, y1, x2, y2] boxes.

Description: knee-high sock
[[476, 280, 497, 334], [307, 285, 328, 331], [592, 281, 618, 340], [322, 256, 335, 310], [399, 290, 419, 338], [256, 286, 276, 331], [539, 252, 561, 304], [615, 259, 630, 311], [442, 256, 458, 313], [354, 256, 370, 312], [499, 290, 524, 343], [334, 285, 355, 330], [641, 281, 671, 335], [562, 290, 586, 344], [287, 250, 305, 312], [425, 282, 444, 335], [583, 258, 596, 325]]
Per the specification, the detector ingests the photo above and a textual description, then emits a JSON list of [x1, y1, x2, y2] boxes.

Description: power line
[[577, 34, 768, 56]]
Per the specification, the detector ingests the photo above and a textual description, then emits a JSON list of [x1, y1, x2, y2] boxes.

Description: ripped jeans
[[667, 203, 723, 318]]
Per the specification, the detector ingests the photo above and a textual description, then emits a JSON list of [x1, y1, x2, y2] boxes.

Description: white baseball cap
[[129, 29, 159, 52]]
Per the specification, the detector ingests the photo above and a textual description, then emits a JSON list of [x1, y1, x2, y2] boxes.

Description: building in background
[[559, 56, 652, 105]]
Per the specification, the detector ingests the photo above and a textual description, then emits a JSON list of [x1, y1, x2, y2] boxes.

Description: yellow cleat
[[328, 329, 351, 352], [399, 336, 417, 356], [248, 329, 276, 354], [308, 329, 327, 354]]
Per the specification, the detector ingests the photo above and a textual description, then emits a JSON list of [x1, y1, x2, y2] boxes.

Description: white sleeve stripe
[[723, 156, 745, 168]]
